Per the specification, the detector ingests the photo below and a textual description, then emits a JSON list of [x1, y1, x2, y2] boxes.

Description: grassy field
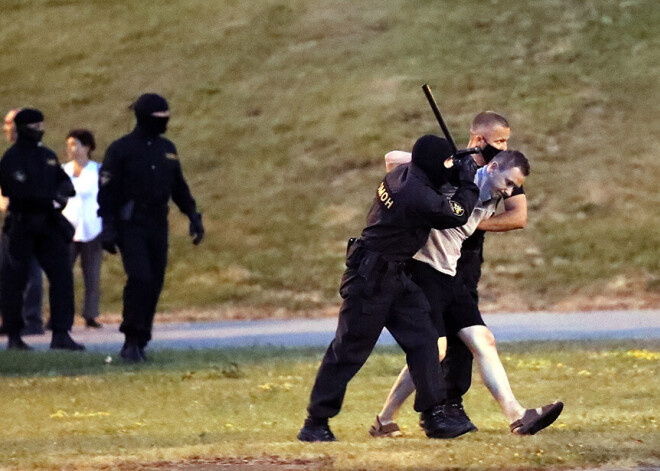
[[1, 0, 659, 317], [0, 340, 658, 470]]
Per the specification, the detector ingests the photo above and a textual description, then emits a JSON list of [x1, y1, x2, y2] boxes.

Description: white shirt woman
[[62, 159, 102, 242], [62, 130, 104, 328]]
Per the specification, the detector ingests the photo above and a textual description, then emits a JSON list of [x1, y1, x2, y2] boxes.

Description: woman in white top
[[62, 129, 103, 328]]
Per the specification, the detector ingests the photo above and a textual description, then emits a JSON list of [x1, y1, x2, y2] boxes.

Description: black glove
[[456, 156, 478, 185], [100, 223, 119, 254], [189, 212, 204, 245]]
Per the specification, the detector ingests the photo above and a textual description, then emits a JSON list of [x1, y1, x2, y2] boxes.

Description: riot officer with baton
[[298, 135, 480, 442]]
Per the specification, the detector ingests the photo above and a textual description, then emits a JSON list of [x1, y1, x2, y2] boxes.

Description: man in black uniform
[[441, 112, 526, 429], [298, 135, 480, 442], [0, 108, 84, 351], [98, 93, 204, 363], [0, 108, 45, 337]]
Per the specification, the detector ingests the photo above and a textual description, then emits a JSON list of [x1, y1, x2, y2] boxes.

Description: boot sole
[[297, 431, 336, 442], [426, 422, 476, 439]]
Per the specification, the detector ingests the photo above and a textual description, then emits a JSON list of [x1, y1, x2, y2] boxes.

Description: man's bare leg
[[376, 337, 447, 425], [457, 325, 525, 423]]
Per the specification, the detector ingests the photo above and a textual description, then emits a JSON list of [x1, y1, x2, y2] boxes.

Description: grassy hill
[[1, 0, 658, 318]]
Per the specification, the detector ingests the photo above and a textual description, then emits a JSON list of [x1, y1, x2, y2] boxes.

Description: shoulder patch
[[449, 200, 465, 216], [13, 171, 26, 182], [165, 153, 178, 160], [99, 171, 112, 186], [46, 158, 58, 166]]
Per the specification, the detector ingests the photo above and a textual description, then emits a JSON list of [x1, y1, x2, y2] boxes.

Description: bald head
[[3, 108, 21, 143], [470, 111, 509, 135]]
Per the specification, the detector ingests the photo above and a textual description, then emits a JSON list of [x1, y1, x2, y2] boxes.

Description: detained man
[[371, 150, 563, 437]]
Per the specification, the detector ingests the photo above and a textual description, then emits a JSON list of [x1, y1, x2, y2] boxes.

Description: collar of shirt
[[475, 166, 494, 204]]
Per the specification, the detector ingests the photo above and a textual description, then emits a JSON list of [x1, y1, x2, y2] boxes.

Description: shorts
[[409, 259, 486, 336]]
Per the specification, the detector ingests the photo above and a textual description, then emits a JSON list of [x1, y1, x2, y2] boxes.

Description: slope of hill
[[1, 0, 658, 317]]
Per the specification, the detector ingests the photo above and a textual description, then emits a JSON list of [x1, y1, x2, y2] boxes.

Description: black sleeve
[[171, 159, 197, 218], [506, 184, 525, 198], [0, 151, 11, 197], [97, 141, 123, 220], [52, 153, 75, 198], [416, 181, 479, 230]]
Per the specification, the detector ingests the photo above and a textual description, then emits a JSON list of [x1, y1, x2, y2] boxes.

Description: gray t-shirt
[[413, 167, 499, 276]]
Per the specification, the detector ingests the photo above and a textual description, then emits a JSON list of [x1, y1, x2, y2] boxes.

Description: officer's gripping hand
[[457, 155, 478, 184], [189, 212, 205, 245], [100, 224, 119, 255]]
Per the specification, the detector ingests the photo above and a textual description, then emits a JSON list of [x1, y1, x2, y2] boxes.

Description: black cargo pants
[[1, 213, 74, 334], [307, 245, 446, 419], [118, 222, 168, 347]]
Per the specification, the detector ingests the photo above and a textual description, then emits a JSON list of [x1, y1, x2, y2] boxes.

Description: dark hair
[[492, 150, 530, 176], [66, 129, 96, 152]]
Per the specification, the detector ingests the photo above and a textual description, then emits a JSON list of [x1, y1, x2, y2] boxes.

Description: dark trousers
[[421, 249, 482, 404], [118, 224, 168, 346], [22, 257, 44, 328], [307, 260, 445, 419], [0, 234, 43, 328], [1, 216, 74, 334], [70, 237, 103, 320]]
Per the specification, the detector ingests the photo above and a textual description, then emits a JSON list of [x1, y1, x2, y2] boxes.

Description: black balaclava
[[14, 108, 45, 144], [481, 141, 502, 163], [411, 135, 454, 187], [132, 93, 169, 135]]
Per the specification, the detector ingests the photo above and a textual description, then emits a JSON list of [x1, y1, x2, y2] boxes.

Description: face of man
[[470, 124, 510, 166], [484, 162, 525, 199], [479, 125, 510, 151], [3, 110, 19, 143], [27, 122, 44, 131]]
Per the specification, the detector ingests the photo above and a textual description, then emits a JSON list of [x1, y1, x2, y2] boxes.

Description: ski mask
[[132, 93, 169, 135], [13, 108, 45, 143], [411, 135, 454, 187], [481, 140, 502, 163]]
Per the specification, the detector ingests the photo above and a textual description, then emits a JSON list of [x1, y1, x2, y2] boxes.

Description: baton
[[421, 84, 483, 161], [421, 84, 458, 155]]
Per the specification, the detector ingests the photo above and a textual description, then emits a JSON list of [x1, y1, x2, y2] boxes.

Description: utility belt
[[3, 209, 74, 241], [345, 238, 407, 296], [119, 200, 169, 224]]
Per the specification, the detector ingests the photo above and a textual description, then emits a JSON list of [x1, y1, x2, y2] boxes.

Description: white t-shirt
[[62, 160, 103, 242]]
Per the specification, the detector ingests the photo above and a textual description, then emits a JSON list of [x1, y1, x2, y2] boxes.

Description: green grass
[[0, 340, 658, 470], [1, 0, 659, 316]]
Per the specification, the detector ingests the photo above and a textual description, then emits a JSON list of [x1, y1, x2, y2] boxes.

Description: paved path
[[19, 309, 660, 352]]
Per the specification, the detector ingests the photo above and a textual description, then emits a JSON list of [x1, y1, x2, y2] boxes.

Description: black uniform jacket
[[98, 127, 197, 226], [0, 139, 73, 213], [360, 163, 479, 262]]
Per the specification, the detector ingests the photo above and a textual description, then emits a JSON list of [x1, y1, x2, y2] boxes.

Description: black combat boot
[[50, 331, 85, 351], [8, 334, 33, 350], [138, 339, 148, 361], [420, 404, 475, 439], [444, 401, 478, 433], [120, 337, 143, 363], [297, 417, 337, 442]]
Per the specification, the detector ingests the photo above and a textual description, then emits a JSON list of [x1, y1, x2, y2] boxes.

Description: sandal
[[510, 401, 564, 435], [369, 415, 402, 438]]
